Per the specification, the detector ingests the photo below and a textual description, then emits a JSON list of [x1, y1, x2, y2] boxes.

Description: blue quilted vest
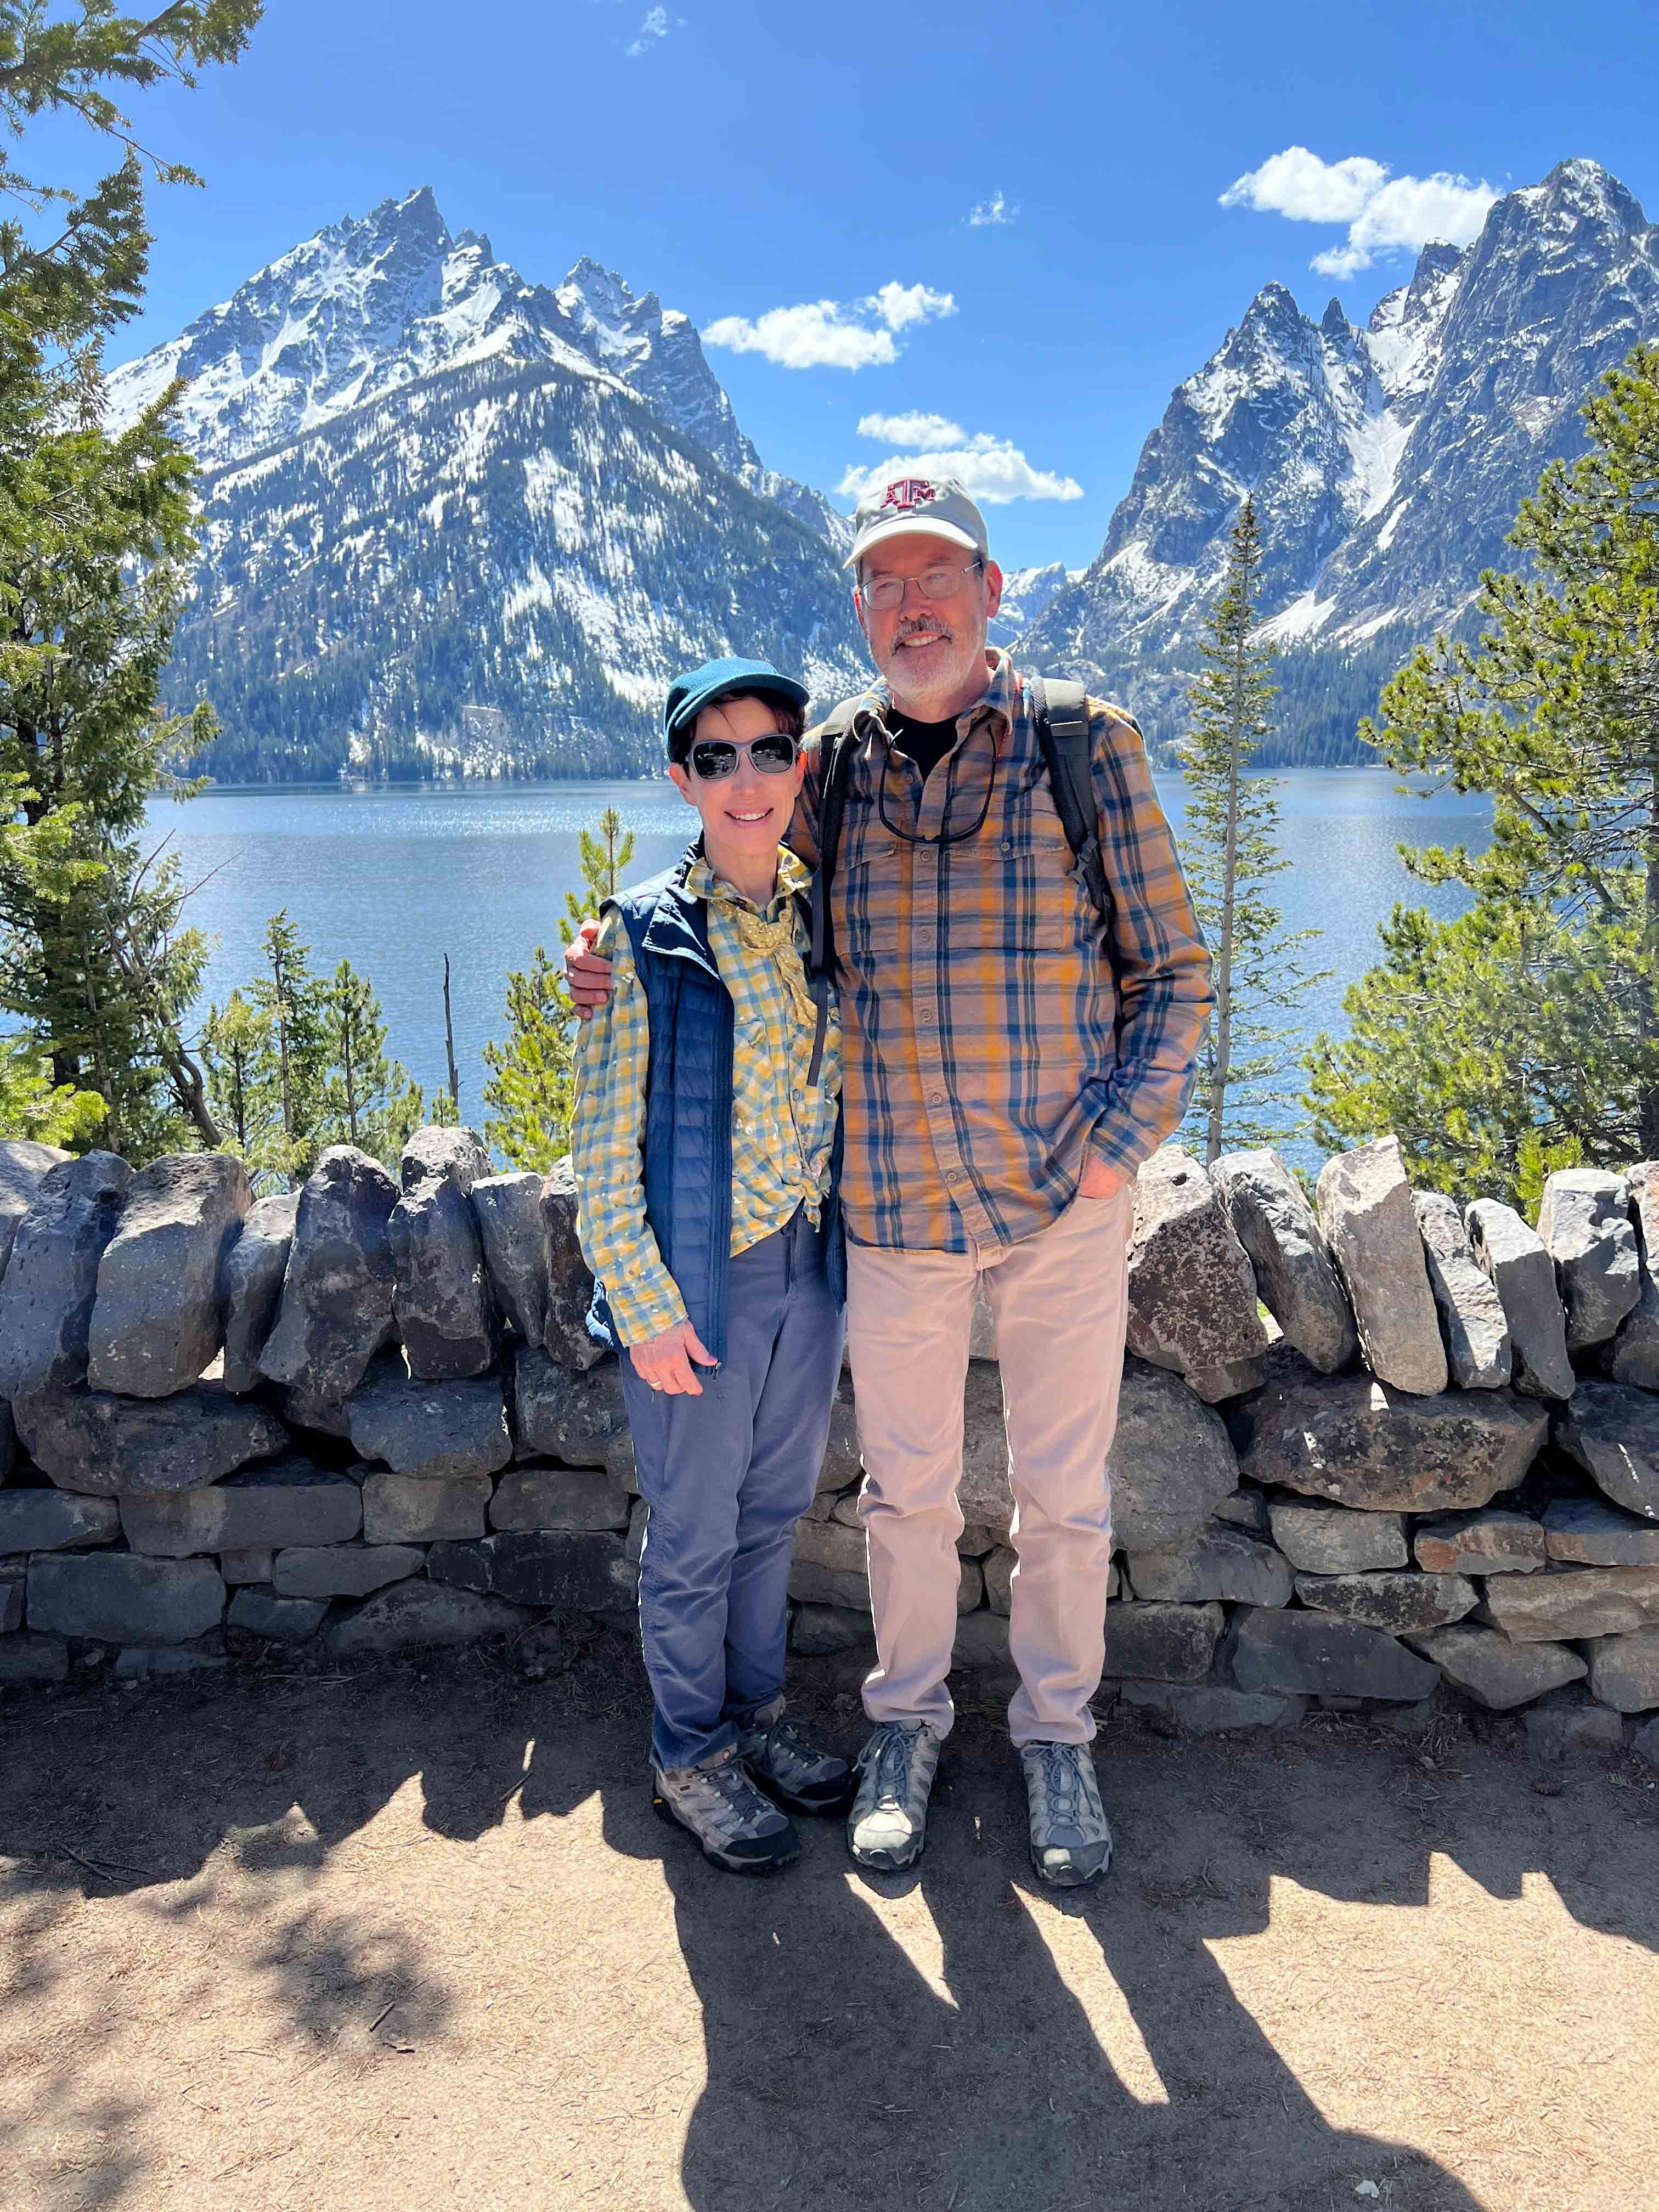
[[585, 845, 844, 1365]]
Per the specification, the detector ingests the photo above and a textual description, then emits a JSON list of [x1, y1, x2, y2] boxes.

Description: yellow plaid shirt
[[569, 845, 842, 1346]]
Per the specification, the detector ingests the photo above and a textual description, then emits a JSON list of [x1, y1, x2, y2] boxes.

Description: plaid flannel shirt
[[790, 651, 1211, 1255], [569, 845, 842, 1345]]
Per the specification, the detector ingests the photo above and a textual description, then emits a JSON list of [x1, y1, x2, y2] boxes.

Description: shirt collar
[[684, 843, 810, 917]]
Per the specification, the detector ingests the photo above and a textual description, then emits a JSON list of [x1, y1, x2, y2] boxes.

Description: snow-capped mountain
[[108, 189, 860, 778], [989, 561, 1081, 650], [1023, 159, 1659, 757]]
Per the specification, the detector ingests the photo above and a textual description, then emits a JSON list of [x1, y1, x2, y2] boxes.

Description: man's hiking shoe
[[1020, 1739, 1112, 1888], [652, 1747, 800, 1875], [847, 1720, 941, 1871], [738, 1697, 854, 1815]]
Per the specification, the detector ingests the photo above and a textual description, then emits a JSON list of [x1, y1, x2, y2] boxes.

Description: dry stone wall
[[3, 1129, 1659, 1767]]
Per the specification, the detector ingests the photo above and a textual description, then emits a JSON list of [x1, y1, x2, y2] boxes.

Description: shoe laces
[[865, 1724, 923, 1807], [1032, 1741, 1084, 1828], [688, 1756, 768, 1831]]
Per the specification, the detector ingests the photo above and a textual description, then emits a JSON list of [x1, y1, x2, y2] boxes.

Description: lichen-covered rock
[[360, 1470, 491, 1544], [1240, 1367, 1547, 1513], [1554, 1379, 1659, 1519], [0, 1138, 70, 1284], [1118, 1680, 1306, 1733], [1582, 1627, 1659, 1713], [328, 1578, 529, 1656], [1605, 1161, 1659, 1389], [538, 1156, 603, 1372], [471, 1171, 550, 1344], [1465, 1199, 1574, 1400], [1536, 1168, 1640, 1351], [219, 1191, 297, 1393], [391, 1126, 496, 1379], [256, 1146, 399, 1402], [1100, 1600, 1223, 1683], [1543, 1497, 1659, 1566], [488, 1465, 631, 1533], [791, 1602, 871, 1656], [789, 1518, 871, 1612], [1126, 1147, 1267, 1376], [27, 1553, 224, 1644], [1478, 1562, 1659, 1642], [1108, 1361, 1240, 1554], [426, 1528, 637, 1611], [344, 1357, 512, 1481], [1228, 1606, 1440, 1701], [14, 1380, 286, 1497], [1266, 1499, 1408, 1575], [1126, 1525, 1292, 1608], [87, 1153, 251, 1397], [1291, 1570, 1478, 1634], [1413, 1190, 1512, 1390], [1213, 1147, 1356, 1373], [1406, 1623, 1585, 1710], [0, 1152, 131, 1397], [1314, 1137, 1446, 1396], [512, 1344, 632, 1474], [1413, 1508, 1546, 1576], [0, 1489, 120, 1553]]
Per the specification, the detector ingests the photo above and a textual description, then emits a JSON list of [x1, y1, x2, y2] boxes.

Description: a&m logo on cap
[[879, 478, 939, 512]]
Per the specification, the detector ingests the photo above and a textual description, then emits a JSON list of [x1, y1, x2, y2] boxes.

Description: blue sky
[[41, 0, 1659, 571]]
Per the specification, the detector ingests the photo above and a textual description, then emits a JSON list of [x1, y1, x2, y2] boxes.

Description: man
[[570, 477, 1211, 1887]]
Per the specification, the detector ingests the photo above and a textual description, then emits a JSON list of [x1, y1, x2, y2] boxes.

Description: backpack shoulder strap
[[1027, 674, 1114, 933], [806, 695, 864, 981]]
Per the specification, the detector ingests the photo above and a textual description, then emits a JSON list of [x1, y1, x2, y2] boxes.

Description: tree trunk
[[443, 954, 460, 1117], [343, 1012, 359, 1144], [1643, 760, 1659, 1158], [1206, 623, 1245, 1165]]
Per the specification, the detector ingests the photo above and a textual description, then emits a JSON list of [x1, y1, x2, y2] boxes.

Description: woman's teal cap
[[662, 656, 810, 754]]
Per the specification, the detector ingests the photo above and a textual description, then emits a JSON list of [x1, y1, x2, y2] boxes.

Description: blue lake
[[144, 769, 1491, 1163]]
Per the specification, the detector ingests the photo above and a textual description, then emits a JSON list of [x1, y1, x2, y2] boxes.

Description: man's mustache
[[895, 618, 953, 645]]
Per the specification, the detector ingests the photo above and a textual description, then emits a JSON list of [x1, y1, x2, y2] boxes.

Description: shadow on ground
[[1, 1626, 1655, 2210]]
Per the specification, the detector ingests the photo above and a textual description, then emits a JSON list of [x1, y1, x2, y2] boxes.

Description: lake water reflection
[[145, 768, 1491, 1168]]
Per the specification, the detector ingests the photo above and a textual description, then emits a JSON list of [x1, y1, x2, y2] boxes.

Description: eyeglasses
[[856, 558, 984, 613], [686, 731, 801, 780]]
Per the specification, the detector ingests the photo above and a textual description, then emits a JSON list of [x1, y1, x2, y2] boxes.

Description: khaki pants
[[846, 1186, 1132, 1746]]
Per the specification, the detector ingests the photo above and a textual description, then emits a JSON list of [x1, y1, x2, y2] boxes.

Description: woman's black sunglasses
[[687, 732, 801, 780]]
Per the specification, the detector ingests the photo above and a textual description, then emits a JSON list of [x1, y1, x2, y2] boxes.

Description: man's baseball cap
[[661, 655, 810, 757], [843, 475, 989, 572]]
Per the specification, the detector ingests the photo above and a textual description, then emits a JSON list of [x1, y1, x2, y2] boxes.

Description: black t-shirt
[[886, 708, 960, 782]]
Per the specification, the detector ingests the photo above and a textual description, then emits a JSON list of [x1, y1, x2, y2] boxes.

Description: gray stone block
[[1543, 1497, 1659, 1565], [391, 1125, 495, 1379], [1126, 1524, 1293, 1607], [0, 1152, 131, 1397], [1479, 1563, 1659, 1642], [427, 1528, 637, 1612], [228, 1586, 329, 1643], [1635, 1713, 1659, 1770], [328, 1578, 530, 1656], [1213, 1485, 1270, 1533], [28, 1553, 224, 1644], [625, 1497, 648, 1564], [1605, 1161, 1659, 1389], [219, 1545, 274, 1585], [1465, 1199, 1575, 1400], [1581, 1627, 1659, 1713], [1213, 1147, 1356, 1373], [538, 1156, 603, 1372], [0, 1397, 12, 1486], [1413, 1508, 1547, 1576], [219, 1191, 297, 1393], [271, 1544, 424, 1599], [1100, 1600, 1223, 1684], [488, 1464, 630, 1533], [1414, 1189, 1512, 1389], [1118, 1680, 1306, 1733], [1267, 1499, 1409, 1575], [1554, 1379, 1659, 1520], [1405, 1623, 1585, 1709], [1126, 1146, 1268, 1375], [15, 1381, 287, 1498], [0, 1137, 70, 1285], [362, 1470, 490, 1544], [256, 1146, 399, 1402], [1523, 1686, 1628, 1757], [1316, 1137, 1446, 1396], [1537, 1169, 1641, 1351], [788, 1519, 870, 1612], [791, 1602, 872, 1656], [87, 1153, 251, 1397], [1108, 1361, 1242, 1553], [345, 1357, 512, 1481], [1242, 1366, 1547, 1513], [512, 1342, 633, 1475], [0, 1490, 120, 1553], [0, 1631, 69, 1681], [115, 1641, 227, 1679], [1180, 1356, 1269, 1404], [1228, 1606, 1439, 1701], [1, 1568, 25, 1632], [815, 1373, 862, 1493], [951, 1610, 1014, 1673], [119, 1458, 362, 1554], [471, 1170, 550, 1345], [1291, 1570, 1478, 1634]]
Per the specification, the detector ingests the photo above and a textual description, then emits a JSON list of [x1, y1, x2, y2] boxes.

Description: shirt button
[[1001, 838, 1013, 854], [929, 1091, 944, 1105]]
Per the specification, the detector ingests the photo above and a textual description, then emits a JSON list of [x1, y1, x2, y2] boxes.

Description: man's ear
[[982, 560, 1005, 622]]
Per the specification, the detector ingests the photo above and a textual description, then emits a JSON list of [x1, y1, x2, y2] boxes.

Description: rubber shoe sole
[[651, 1786, 800, 1876], [849, 1829, 926, 1872], [1029, 1835, 1112, 1889]]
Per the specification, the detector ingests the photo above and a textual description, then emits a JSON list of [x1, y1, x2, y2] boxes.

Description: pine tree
[[244, 911, 327, 1186], [1177, 497, 1325, 1161], [200, 985, 284, 1185], [1306, 343, 1659, 1205], [0, 1030, 106, 1146], [483, 808, 636, 1170], [319, 958, 423, 1167]]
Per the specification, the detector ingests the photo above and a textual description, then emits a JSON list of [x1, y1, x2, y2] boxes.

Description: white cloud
[[855, 410, 966, 449], [838, 432, 1082, 506], [1221, 145, 1497, 276], [625, 5, 671, 55], [968, 189, 1018, 228], [704, 283, 955, 371]]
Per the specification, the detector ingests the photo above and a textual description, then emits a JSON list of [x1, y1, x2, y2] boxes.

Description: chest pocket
[[936, 823, 1081, 953]]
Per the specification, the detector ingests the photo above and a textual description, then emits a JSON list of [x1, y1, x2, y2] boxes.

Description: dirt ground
[[1, 1628, 1656, 2212]]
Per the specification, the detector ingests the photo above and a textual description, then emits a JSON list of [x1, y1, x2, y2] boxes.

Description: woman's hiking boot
[[652, 1746, 800, 1875], [737, 1697, 855, 1814]]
